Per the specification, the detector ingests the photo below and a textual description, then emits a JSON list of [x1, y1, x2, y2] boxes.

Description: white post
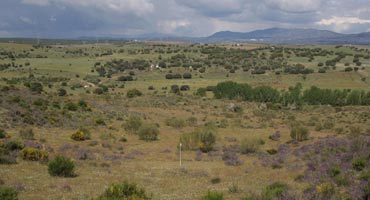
[[179, 143, 182, 167]]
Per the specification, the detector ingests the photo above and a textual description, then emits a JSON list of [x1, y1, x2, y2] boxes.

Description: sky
[[0, 0, 370, 38]]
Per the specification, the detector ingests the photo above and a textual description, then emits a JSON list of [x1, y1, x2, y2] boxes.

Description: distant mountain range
[[204, 28, 370, 45], [1, 28, 370, 45], [107, 28, 370, 45]]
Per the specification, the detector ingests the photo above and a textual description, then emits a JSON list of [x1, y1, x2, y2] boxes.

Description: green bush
[[180, 127, 216, 153], [98, 181, 151, 200], [64, 102, 78, 111], [123, 116, 142, 134], [127, 89, 142, 98], [138, 124, 159, 141], [48, 156, 76, 177], [290, 126, 309, 141], [195, 88, 207, 97], [0, 129, 6, 139], [26, 81, 43, 93], [165, 118, 186, 128], [201, 191, 224, 200], [19, 128, 34, 140], [352, 159, 366, 171], [0, 185, 18, 200], [4, 140, 24, 151], [262, 182, 288, 200]]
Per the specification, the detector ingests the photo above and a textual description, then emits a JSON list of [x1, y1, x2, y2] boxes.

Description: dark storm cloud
[[0, 0, 369, 38]]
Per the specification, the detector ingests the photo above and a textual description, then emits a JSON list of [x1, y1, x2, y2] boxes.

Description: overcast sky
[[1, 0, 370, 38]]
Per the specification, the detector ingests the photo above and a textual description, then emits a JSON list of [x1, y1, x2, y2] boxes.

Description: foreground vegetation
[[0, 41, 369, 199]]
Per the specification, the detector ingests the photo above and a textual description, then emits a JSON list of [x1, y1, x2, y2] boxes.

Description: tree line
[[213, 81, 370, 106]]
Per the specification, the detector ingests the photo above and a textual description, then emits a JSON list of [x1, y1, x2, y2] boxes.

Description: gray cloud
[[0, 0, 369, 38]]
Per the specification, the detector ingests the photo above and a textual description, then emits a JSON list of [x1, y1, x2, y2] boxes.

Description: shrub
[[228, 184, 240, 194], [71, 130, 90, 141], [318, 68, 326, 73], [180, 85, 190, 91], [165, 118, 186, 129], [26, 82, 43, 93], [316, 182, 335, 198], [195, 88, 207, 97], [290, 126, 309, 141], [182, 73, 192, 79], [240, 138, 262, 154], [57, 88, 67, 96], [201, 191, 224, 200], [0, 130, 6, 139], [19, 128, 34, 140], [180, 128, 216, 152], [20, 147, 48, 161], [222, 150, 243, 166], [138, 124, 159, 141], [117, 76, 134, 82], [210, 177, 221, 184], [4, 141, 24, 151], [123, 116, 142, 134], [165, 74, 173, 79], [0, 185, 18, 200], [262, 182, 288, 200], [64, 102, 78, 111], [127, 89, 142, 98], [170, 85, 180, 94], [352, 159, 366, 171], [199, 131, 216, 153], [48, 156, 76, 177], [98, 181, 150, 200], [95, 119, 106, 126]]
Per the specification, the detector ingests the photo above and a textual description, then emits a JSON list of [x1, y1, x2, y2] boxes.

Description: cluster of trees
[[213, 81, 370, 106], [165, 73, 192, 79], [283, 64, 314, 74]]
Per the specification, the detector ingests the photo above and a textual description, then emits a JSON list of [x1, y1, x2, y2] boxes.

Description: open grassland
[[0, 41, 369, 200]]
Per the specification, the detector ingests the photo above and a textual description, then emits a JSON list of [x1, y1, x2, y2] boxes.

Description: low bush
[[123, 116, 142, 134], [240, 138, 263, 154], [182, 73, 192, 79], [262, 182, 289, 200], [290, 126, 309, 141], [210, 177, 221, 184], [165, 118, 186, 129], [57, 88, 67, 96], [180, 127, 216, 152], [64, 102, 78, 111], [71, 129, 90, 141], [0, 129, 6, 139], [171, 85, 180, 94], [352, 159, 366, 171], [98, 181, 151, 200], [201, 191, 224, 200], [0, 185, 18, 200], [4, 140, 24, 151], [48, 156, 76, 177], [195, 88, 207, 97], [138, 124, 159, 141], [127, 89, 142, 98], [20, 147, 48, 161]]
